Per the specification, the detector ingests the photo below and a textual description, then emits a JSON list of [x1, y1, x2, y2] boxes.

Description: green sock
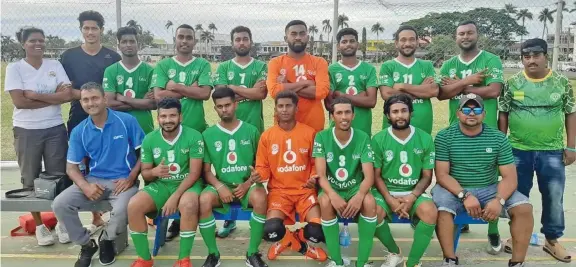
[[488, 219, 500, 235], [321, 218, 342, 265], [248, 213, 266, 255], [178, 231, 197, 260], [406, 221, 435, 267], [375, 220, 400, 254], [357, 214, 378, 267], [130, 230, 151, 260], [199, 216, 219, 256]]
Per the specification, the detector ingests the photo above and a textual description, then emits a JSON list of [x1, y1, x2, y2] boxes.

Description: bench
[[1, 195, 129, 254], [152, 204, 485, 256]]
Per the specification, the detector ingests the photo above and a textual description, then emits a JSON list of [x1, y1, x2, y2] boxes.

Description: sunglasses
[[461, 107, 483, 115]]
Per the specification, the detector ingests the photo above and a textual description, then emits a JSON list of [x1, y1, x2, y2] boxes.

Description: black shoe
[[74, 239, 98, 267], [461, 224, 470, 233], [98, 232, 116, 265], [202, 253, 221, 267], [246, 252, 268, 267], [442, 257, 459, 266], [508, 260, 525, 267], [166, 220, 180, 242]]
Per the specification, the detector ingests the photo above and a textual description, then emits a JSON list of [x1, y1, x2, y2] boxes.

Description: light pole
[[331, 0, 339, 64]]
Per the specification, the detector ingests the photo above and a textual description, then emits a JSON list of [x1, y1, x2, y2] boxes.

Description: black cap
[[458, 93, 484, 109], [521, 38, 547, 55]]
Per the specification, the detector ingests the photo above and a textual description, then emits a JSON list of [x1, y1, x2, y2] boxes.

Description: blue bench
[[152, 204, 485, 256]]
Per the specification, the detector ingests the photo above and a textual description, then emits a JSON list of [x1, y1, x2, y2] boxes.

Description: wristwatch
[[457, 190, 470, 202], [495, 196, 505, 206]]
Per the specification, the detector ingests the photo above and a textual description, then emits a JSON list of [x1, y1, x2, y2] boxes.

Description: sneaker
[[174, 258, 193, 267], [267, 239, 291, 260], [487, 234, 502, 255], [35, 224, 55, 246], [508, 261, 525, 267], [300, 242, 328, 262], [460, 224, 470, 233], [202, 253, 221, 267], [325, 258, 351, 267], [404, 263, 422, 267], [166, 220, 180, 242], [246, 252, 268, 267], [216, 220, 237, 238], [55, 222, 70, 244], [74, 239, 99, 267], [380, 252, 403, 267], [131, 258, 154, 267], [98, 232, 116, 265], [441, 257, 459, 266]]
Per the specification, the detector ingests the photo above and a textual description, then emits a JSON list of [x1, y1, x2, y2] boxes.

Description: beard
[[220, 114, 234, 122], [389, 118, 411, 130], [288, 41, 307, 53], [341, 49, 357, 57], [459, 41, 477, 52], [234, 47, 250, 57], [161, 122, 180, 132], [398, 47, 416, 57]]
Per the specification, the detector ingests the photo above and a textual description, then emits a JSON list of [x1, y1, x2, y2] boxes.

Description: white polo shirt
[[4, 59, 70, 129]]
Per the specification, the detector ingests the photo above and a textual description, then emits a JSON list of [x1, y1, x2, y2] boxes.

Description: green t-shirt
[[328, 61, 378, 136], [499, 70, 576, 150], [151, 57, 213, 132], [379, 59, 437, 134], [202, 121, 261, 186], [312, 127, 374, 191], [434, 123, 514, 188], [439, 50, 504, 128], [141, 126, 205, 185], [103, 62, 155, 134], [214, 59, 268, 133], [371, 126, 435, 192]]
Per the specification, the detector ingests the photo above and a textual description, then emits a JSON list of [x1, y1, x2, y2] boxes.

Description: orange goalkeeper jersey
[[266, 53, 330, 132], [255, 122, 317, 194]]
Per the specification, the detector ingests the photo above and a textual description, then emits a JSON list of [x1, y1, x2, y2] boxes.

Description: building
[[547, 30, 576, 60]]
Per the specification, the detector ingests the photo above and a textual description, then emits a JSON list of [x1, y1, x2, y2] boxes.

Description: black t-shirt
[[60, 46, 121, 133]]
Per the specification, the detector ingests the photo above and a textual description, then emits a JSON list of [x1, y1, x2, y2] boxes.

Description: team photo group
[[4, 7, 574, 267]]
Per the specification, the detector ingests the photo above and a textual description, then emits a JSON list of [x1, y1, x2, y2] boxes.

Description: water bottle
[[79, 162, 87, 176], [530, 233, 545, 246], [339, 223, 351, 247]]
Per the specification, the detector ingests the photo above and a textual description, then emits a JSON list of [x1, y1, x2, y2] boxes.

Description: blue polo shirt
[[67, 109, 145, 179]]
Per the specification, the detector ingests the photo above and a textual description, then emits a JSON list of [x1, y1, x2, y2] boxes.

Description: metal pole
[[552, 0, 563, 70], [331, 0, 339, 64], [116, 0, 122, 30]]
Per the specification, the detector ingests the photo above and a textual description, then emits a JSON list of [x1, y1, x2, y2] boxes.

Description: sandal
[[543, 239, 572, 263]]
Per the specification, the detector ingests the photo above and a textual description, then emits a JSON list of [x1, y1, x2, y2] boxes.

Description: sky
[[0, 0, 570, 44]]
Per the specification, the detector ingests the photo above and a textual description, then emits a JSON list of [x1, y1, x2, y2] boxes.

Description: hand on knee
[[361, 195, 377, 216], [263, 218, 285, 242], [303, 222, 324, 243]]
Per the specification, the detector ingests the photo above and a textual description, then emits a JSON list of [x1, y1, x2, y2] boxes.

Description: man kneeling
[[127, 98, 205, 267]]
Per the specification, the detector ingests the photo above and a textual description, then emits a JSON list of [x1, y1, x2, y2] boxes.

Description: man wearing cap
[[498, 38, 575, 263], [432, 93, 533, 267]]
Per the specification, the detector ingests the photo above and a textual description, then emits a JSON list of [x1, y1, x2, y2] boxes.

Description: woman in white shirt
[[4, 27, 73, 246]]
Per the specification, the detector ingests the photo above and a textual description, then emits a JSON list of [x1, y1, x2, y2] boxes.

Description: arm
[[434, 131, 464, 195], [24, 90, 72, 105], [462, 82, 502, 99], [140, 162, 158, 182], [316, 157, 336, 195], [173, 158, 203, 198], [564, 79, 576, 149], [255, 134, 271, 182], [66, 127, 89, 187], [230, 81, 267, 100], [120, 95, 157, 110], [341, 87, 377, 108], [203, 163, 222, 187], [7, 90, 52, 109], [359, 162, 375, 195], [154, 87, 183, 100], [126, 155, 142, 183], [413, 169, 432, 196], [297, 59, 330, 100], [150, 63, 183, 100], [566, 113, 576, 149], [105, 92, 133, 111], [498, 82, 512, 134], [377, 63, 398, 101], [374, 168, 394, 201], [413, 141, 435, 196], [395, 81, 439, 99], [171, 84, 212, 100], [438, 80, 468, 100], [266, 58, 307, 97], [66, 162, 90, 187]]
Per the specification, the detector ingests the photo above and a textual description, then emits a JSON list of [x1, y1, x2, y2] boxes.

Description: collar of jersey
[[88, 108, 114, 129], [458, 50, 484, 65], [332, 127, 354, 149], [388, 125, 415, 145], [162, 125, 183, 146], [522, 69, 552, 83]]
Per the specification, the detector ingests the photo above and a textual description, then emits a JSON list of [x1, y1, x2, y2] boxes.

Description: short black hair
[[116, 26, 138, 41], [285, 20, 307, 32], [157, 97, 182, 114], [330, 97, 354, 115], [275, 90, 299, 105], [521, 38, 548, 55], [394, 25, 418, 41], [384, 93, 414, 115], [176, 24, 195, 32], [336, 28, 358, 43], [212, 87, 236, 102], [230, 26, 252, 42], [80, 82, 105, 96], [78, 10, 105, 28], [458, 20, 477, 29], [16, 27, 44, 43]]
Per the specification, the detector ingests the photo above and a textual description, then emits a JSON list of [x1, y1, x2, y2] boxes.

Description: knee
[[303, 222, 324, 243], [178, 195, 199, 214], [318, 194, 331, 210], [52, 193, 70, 214], [510, 204, 533, 220], [249, 188, 267, 211], [263, 218, 285, 242], [417, 203, 438, 224], [199, 193, 214, 214], [361, 194, 376, 215]]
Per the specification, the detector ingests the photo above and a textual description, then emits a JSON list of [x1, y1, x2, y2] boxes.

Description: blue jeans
[[513, 148, 565, 240]]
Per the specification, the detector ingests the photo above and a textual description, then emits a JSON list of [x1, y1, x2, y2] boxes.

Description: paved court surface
[[1, 165, 575, 266]]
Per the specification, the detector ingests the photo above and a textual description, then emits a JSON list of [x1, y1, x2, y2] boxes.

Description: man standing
[[198, 88, 268, 267], [498, 38, 574, 263], [267, 20, 330, 133], [52, 82, 144, 267], [213, 26, 267, 236], [314, 97, 377, 267], [326, 28, 378, 136], [433, 93, 533, 267], [379, 26, 439, 134], [104, 26, 156, 134], [371, 93, 438, 267]]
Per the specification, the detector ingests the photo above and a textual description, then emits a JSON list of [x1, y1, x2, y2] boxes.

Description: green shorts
[[142, 180, 204, 218], [202, 183, 264, 214], [371, 188, 433, 222], [319, 185, 360, 202]]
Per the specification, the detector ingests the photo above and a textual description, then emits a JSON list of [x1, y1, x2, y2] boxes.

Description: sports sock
[[488, 219, 500, 235], [407, 220, 435, 267], [374, 219, 400, 254], [357, 214, 377, 267], [321, 218, 342, 265], [199, 216, 219, 256], [130, 230, 151, 260], [247, 213, 266, 255], [178, 231, 196, 260]]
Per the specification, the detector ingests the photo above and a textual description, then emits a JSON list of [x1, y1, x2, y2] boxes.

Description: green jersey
[[371, 126, 435, 192], [500, 70, 576, 150], [312, 127, 374, 191], [141, 126, 205, 185], [214, 59, 267, 133], [103, 61, 155, 134], [439, 50, 504, 128], [328, 61, 378, 136], [151, 57, 213, 132], [202, 121, 261, 186], [379, 59, 437, 134]]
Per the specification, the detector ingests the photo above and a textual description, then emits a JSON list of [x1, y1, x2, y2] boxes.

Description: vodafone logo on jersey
[[335, 168, 349, 182], [346, 86, 358, 95], [168, 163, 181, 174], [124, 89, 136, 98], [283, 150, 297, 164], [399, 164, 412, 177], [227, 151, 238, 164]]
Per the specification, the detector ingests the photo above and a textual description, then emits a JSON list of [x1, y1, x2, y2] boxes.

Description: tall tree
[[361, 27, 367, 60], [539, 8, 555, 39], [1, 35, 21, 61], [126, 20, 143, 33], [166, 20, 174, 43], [338, 14, 350, 30], [503, 4, 517, 15], [195, 24, 204, 31], [516, 9, 533, 44], [322, 19, 332, 43], [45, 35, 66, 48], [200, 30, 215, 59], [208, 23, 218, 35], [309, 25, 319, 55], [371, 22, 384, 61]]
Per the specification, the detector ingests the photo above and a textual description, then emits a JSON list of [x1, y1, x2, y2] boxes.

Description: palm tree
[[309, 25, 319, 55], [195, 24, 204, 32], [503, 4, 517, 15], [516, 9, 533, 44], [208, 23, 218, 35], [322, 19, 332, 43], [200, 30, 214, 60], [126, 20, 143, 34], [539, 8, 555, 39], [338, 14, 350, 30], [165, 20, 174, 44], [372, 22, 384, 61]]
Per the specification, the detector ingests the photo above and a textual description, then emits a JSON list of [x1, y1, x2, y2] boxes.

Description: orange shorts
[[267, 190, 318, 225]]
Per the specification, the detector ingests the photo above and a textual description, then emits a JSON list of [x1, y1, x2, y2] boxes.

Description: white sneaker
[[55, 222, 70, 244], [35, 224, 55, 246], [326, 258, 351, 267], [380, 252, 403, 267]]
